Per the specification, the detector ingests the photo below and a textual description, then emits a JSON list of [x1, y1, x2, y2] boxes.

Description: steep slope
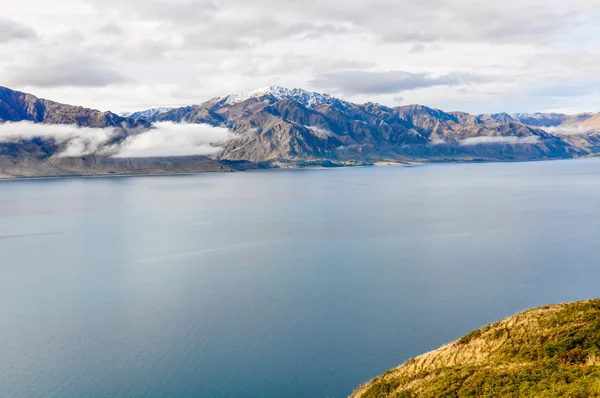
[[121, 107, 173, 122], [0, 86, 146, 128], [148, 87, 579, 165], [351, 299, 600, 398]]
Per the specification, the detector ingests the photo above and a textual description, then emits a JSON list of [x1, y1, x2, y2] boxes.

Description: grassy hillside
[[351, 299, 600, 398]]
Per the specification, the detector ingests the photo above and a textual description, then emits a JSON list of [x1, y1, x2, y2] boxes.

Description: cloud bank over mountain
[[0, 121, 233, 158], [112, 122, 233, 157]]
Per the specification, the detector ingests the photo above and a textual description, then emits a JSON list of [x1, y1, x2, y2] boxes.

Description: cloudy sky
[[2, 0, 600, 114]]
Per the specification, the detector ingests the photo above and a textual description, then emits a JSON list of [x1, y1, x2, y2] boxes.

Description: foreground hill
[[351, 299, 600, 398]]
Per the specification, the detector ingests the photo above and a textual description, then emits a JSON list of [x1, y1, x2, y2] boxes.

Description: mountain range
[[1, 85, 599, 178]]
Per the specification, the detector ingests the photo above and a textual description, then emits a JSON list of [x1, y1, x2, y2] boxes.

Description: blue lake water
[[1, 159, 600, 398]]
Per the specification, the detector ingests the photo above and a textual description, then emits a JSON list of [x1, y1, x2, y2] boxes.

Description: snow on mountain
[[217, 86, 354, 109], [122, 107, 173, 120], [511, 112, 569, 126]]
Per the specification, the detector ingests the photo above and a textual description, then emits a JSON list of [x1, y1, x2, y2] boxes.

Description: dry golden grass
[[351, 299, 600, 398]]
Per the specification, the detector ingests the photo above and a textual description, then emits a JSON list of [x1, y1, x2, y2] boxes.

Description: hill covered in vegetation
[[351, 299, 600, 398]]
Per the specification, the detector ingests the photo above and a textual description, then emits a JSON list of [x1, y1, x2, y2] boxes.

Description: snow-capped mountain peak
[[218, 86, 353, 109], [122, 107, 173, 120]]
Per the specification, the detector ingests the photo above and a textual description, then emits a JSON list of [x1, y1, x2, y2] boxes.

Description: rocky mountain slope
[[0, 86, 146, 128], [142, 86, 586, 166], [351, 299, 600, 398], [121, 107, 173, 122]]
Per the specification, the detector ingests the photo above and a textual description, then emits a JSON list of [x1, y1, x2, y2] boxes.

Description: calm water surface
[[1, 159, 600, 398]]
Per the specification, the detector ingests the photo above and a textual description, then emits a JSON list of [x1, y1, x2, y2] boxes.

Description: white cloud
[[459, 135, 541, 146], [430, 138, 447, 145], [543, 125, 598, 135], [304, 125, 333, 137], [6, 56, 131, 88], [311, 70, 492, 95], [112, 122, 234, 157], [0, 121, 234, 158], [0, 121, 119, 157]]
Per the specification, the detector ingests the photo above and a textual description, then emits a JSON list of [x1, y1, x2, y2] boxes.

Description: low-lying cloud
[[112, 122, 233, 157], [0, 121, 234, 157], [7, 56, 131, 88], [304, 125, 334, 137], [310, 70, 491, 95], [430, 138, 447, 145], [543, 126, 598, 136], [459, 135, 540, 146], [0, 19, 36, 42], [0, 121, 119, 156]]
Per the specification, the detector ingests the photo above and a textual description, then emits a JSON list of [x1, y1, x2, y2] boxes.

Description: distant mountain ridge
[[0, 85, 599, 178], [142, 86, 593, 165], [131, 86, 600, 134]]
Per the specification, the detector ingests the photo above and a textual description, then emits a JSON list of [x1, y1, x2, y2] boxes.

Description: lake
[[1, 159, 600, 398]]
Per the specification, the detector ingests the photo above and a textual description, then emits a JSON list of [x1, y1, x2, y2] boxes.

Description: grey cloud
[[183, 17, 351, 50], [183, 30, 251, 51], [86, 0, 218, 24], [7, 57, 132, 88], [81, 0, 600, 47], [83, 34, 180, 62], [0, 19, 36, 42], [212, 53, 374, 77], [310, 70, 491, 95], [216, 0, 598, 45], [378, 6, 567, 44], [409, 44, 426, 53], [88, 0, 356, 49], [97, 23, 125, 36], [293, 23, 352, 40]]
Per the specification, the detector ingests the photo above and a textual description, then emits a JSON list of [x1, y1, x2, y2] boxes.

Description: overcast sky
[[1, 0, 600, 114]]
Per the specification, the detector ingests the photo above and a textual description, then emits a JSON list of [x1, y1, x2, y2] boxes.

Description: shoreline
[[0, 156, 594, 182]]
